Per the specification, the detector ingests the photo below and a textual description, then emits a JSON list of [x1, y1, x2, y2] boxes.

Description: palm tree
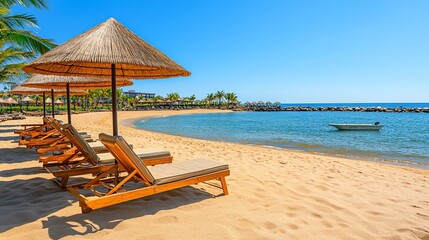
[[166, 92, 180, 103], [0, 0, 56, 83], [224, 92, 238, 108], [206, 93, 215, 107], [215, 90, 224, 108], [98, 88, 110, 109], [87, 89, 99, 109], [0, 0, 47, 9], [116, 89, 127, 109], [0, 45, 33, 82], [0, 2, 55, 54]]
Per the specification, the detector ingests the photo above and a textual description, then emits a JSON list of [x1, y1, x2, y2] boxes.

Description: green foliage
[[0, 0, 56, 84]]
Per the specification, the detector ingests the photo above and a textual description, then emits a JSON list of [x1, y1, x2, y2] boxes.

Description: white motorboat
[[329, 122, 383, 131]]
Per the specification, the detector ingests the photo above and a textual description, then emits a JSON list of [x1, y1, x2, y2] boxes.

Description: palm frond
[[2, 29, 56, 53], [0, 46, 34, 62], [0, 0, 47, 9], [0, 14, 38, 29]]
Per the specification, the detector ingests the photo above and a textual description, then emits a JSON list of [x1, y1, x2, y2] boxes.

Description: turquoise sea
[[136, 104, 429, 168]]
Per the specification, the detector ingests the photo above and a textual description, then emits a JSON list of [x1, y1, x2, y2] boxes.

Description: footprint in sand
[[154, 215, 178, 224]]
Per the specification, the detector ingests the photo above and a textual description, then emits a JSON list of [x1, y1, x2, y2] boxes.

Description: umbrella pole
[[43, 92, 46, 118], [112, 63, 118, 136], [66, 83, 71, 124], [19, 95, 22, 113], [51, 89, 55, 118], [111, 63, 119, 185]]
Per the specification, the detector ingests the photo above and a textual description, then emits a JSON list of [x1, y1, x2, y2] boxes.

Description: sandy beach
[[0, 109, 428, 240]]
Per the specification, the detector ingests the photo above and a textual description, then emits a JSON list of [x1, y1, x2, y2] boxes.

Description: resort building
[[123, 90, 155, 99]]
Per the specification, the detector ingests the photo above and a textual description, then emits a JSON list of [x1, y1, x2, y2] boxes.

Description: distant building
[[123, 90, 155, 98]]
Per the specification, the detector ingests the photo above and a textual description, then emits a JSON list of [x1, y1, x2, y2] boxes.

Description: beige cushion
[[149, 159, 229, 185], [88, 141, 106, 152], [97, 148, 171, 164]]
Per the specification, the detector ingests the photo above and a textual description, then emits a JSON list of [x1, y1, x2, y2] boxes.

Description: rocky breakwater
[[241, 106, 429, 113]]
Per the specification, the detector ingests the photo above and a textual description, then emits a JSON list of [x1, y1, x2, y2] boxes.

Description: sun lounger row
[[0, 113, 26, 122], [14, 117, 230, 213]]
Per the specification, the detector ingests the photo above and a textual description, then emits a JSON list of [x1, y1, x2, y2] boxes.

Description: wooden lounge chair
[[20, 117, 93, 150], [68, 133, 229, 213], [17, 117, 53, 137], [44, 124, 173, 187], [35, 117, 98, 155]]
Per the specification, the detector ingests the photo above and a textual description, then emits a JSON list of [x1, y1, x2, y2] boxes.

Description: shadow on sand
[[0, 166, 45, 177], [0, 124, 22, 128], [0, 177, 74, 233], [0, 147, 38, 164], [42, 187, 217, 239], [0, 128, 20, 133]]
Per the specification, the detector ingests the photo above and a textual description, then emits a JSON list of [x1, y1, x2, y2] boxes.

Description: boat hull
[[329, 124, 383, 131]]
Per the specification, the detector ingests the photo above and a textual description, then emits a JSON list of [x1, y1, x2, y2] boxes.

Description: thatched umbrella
[[11, 85, 87, 118], [5, 97, 18, 113], [45, 97, 52, 104], [23, 18, 190, 136], [156, 99, 164, 105], [55, 99, 64, 105], [6, 97, 18, 104], [21, 96, 35, 111], [22, 96, 35, 103], [21, 74, 132, 124]]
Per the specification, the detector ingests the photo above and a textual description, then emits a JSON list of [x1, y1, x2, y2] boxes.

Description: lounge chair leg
[[60, 177, 69, 189], [81, 206, 92, 214], [219, 177, 228, 195], [80, 202, 92, 213]]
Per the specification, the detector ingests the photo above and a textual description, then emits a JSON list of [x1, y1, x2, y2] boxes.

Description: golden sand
[[0, 110, 428, 239]]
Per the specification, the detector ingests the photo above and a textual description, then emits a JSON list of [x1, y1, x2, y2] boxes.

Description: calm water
[[136, 110, 429, 168]]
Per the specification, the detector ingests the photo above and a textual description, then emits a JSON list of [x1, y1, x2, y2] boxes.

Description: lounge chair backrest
[[99, 133, 155, 184], [63, 124, 99, 165], [46, 117, 62, 132]]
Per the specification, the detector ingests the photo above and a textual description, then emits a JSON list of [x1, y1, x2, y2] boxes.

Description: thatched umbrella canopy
[[21, 96, 36, 103], [266, 101, 272, 105], [23, 17, 190, 136], [10, 85, 88, 96], [11, 85, 88, 118], [21, 74, 133, 89], [274, 101, 281, 105], [6, 97, 18, 104], [21, 74, 133, 124], [45, 97, 52, 104], [55, 99, 64, 105], [5, 97, 17, 113], [21, 96, 35, 111]]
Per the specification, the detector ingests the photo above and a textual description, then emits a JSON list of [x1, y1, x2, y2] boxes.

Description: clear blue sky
[[12, 0, 429, 103]]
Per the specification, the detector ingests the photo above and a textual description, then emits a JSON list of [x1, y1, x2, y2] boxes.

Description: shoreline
[[124, 110, 429, 170], [1, 110, 428, 239]]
